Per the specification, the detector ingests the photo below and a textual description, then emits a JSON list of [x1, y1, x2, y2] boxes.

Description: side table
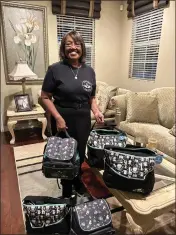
[[7, 104, 47, 144]]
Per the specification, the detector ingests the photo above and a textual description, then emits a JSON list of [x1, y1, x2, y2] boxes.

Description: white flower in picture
[[14, 35, 21, 44], [9, 10, 40, 71]]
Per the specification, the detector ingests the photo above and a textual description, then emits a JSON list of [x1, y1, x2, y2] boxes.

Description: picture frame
[[1, 1, 48, 84], [14, 94, 32, 112]]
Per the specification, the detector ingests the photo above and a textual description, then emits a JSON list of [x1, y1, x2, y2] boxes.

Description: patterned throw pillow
[[169, 125, 176, 137], [96, 82, 118, 114], [126, 92, 159, 124], [96, 89, 110, 114]]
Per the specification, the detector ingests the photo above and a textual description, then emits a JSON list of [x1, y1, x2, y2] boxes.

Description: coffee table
[[89, 137, 175, 234]]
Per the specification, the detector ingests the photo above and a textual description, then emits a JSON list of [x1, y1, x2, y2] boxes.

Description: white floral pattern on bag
[[45, 136, 77, 160], [87, 130, 127, 149], [23, 204, 68, 228], [105, 150, 156, 180], [75, 199, 111, 232]]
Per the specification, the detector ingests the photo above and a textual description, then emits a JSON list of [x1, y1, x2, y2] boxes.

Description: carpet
[[14, 142, 175, 234]]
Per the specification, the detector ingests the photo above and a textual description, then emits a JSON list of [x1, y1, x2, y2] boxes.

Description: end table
[[7, 104, 47, 144]]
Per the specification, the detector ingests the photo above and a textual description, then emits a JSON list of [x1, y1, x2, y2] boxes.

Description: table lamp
[[8, 60, 38, 94]]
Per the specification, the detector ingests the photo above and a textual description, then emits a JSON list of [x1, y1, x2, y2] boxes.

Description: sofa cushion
[[126, 92, 159, 124], [169, 124, 176, 137], [150, 87, 175, 129], [120, 121, 175, 159], [116, 88, 130, 96]]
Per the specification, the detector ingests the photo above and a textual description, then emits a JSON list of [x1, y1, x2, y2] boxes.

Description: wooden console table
[[7, 104, 47, 144]]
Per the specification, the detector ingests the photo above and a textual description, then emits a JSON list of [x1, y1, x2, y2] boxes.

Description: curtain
[[52, 0, 101, 19], [127, 0, 170, 18]]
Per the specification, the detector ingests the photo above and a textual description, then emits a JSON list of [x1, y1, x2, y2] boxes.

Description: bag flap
[[74, 199, 111, 232], [44, 136, 77, 160], [105, 149, 156, 180], [23, 203, 68, 228]]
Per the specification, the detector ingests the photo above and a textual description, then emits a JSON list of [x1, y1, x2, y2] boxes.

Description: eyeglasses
[[65, 42, 81, 48]]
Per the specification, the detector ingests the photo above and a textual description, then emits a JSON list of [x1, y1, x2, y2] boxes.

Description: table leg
[[38, 117, 47, 140], [126, 212, 155, 235], [7, 120, 17, 144]]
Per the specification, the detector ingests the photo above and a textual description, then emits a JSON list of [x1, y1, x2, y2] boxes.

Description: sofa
[[109, 87, 175, 164]]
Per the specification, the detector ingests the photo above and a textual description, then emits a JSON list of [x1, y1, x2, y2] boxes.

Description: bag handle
[[55, 129, 70, 138], [90, 121, 97, 131]]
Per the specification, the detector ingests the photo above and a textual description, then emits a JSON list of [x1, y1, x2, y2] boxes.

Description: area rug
[[14, 142, 175, 235]]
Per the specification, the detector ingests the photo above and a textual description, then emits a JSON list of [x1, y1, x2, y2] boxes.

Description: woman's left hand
[[94, 111, 104, 124]]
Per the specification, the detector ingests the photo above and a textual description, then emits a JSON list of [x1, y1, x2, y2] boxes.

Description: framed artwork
[[1, 1, 48, 84], [14, 94, 32, 112]]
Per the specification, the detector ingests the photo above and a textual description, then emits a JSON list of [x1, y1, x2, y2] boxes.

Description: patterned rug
[[14, 142, 175, 234]]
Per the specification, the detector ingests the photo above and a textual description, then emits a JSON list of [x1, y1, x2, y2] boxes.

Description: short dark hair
[[59, 30, 86, 63]]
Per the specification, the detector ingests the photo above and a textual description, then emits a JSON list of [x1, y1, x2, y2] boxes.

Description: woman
[[41, 30, 104, 198]]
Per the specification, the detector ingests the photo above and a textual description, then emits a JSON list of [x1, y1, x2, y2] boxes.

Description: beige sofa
[[109, 87, 175, 164]]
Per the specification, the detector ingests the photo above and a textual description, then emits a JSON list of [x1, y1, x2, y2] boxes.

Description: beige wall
[[118, 1, 175, 91], [95, 1, 121, 85]]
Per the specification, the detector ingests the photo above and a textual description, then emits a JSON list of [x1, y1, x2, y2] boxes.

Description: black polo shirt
[[42, 61, 96, 103]]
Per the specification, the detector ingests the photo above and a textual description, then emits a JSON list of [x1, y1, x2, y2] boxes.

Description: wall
[[1, 1, 121, 131], [118, 1, 175, 91], [95, 1, 121, 85]]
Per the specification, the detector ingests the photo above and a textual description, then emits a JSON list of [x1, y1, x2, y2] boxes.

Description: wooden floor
[[0, 128, 46, 234]]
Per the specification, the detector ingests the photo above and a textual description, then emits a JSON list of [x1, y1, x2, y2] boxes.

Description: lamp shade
[[8, 61, 38, 80]]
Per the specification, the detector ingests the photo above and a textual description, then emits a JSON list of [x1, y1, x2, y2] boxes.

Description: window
[[57, 15, 95, 68], [129, 9, 164, 80]]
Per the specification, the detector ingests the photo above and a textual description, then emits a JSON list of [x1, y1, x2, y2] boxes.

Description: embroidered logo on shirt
[[82, 80, 92, 92]]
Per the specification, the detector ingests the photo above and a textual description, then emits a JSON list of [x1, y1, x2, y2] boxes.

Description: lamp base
[[22, 77, 26, 94]]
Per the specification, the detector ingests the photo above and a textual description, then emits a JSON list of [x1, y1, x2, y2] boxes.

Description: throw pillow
[[169, 125, 175, 137], [96, 89, 111, 114], [95, 81, 118, 114], [106, 85, 118, 98], [96, 81, 118, 98], [126, 92, 159, 124]]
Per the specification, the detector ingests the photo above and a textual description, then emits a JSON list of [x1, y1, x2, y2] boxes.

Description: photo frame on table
[[1, 1, 48, 84], [14, 94, 32, 112]]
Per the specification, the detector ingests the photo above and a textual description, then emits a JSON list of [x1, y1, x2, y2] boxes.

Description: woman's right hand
[[56, 117, 68, 131]]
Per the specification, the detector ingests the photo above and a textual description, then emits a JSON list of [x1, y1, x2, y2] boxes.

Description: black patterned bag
[[87, 127, 127, 169], [71, 199, 115, 235], [103, 144, 157, 195], [42, 131, 80, 180], [23, 196, 73, 234]]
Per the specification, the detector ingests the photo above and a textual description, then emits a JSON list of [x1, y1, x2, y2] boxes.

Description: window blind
[[129, 8, 164, 80], [57, 15, 95, 68], [52, 0, 102, 19], [127, 0, 169, 18]]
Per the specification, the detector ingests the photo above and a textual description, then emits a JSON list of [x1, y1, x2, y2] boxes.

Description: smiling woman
[[59, 31, 86, 65], [41, 30, 104, 198]]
